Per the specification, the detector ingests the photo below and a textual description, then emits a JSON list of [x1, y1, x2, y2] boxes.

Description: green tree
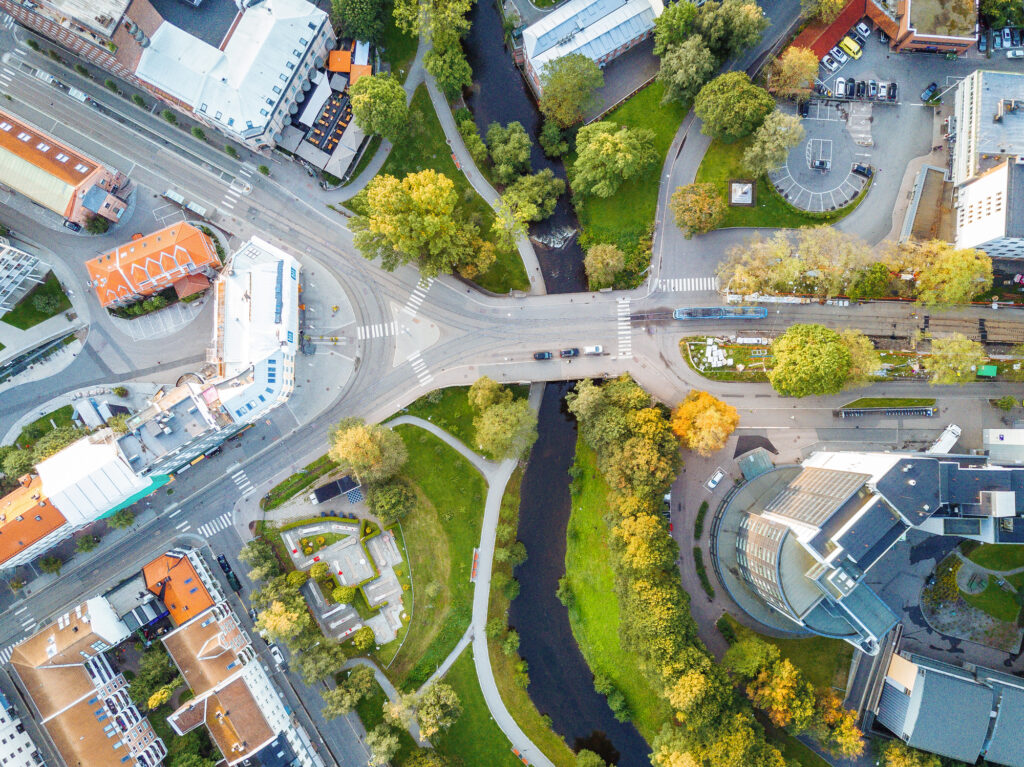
[[403, 750, 450, 767], [190, 126, 205, 140], [294, 641, 347, 684], [469, 376, 512, 412], [840, 329, 882, 388], [746, 658, 816, 730], [996, 395, 1019, 411], [695, 72, 775, 142], [85, 215, 110, 234], [742, 109, 804, 177], [880, 740, 941, 767], [769, 324, 852, 397], [286, 569, 309, 588], [486, 121, 533, 185], [76, 535, 98, 553], [131, 94, 147, 108], [723, 636, 780, 681], [501, 170, 565, 224], [653, 0, 698, 55], [333, 585, 357, 604], [331, 0, 384, 42], [584, 243, 625, 289], [416, 682, 463, 737], [457, 119, 488, 167], [160, 109, 177, 125], [539, 120, 568, 158], [694, 0, 769, 60], [2, 449, 34, 479], [365, 478, 416, 524], [670, 183, 726, 237], [664, 651, 735, 740], [658, 36, 717, 105], [576, 751, 608, 767], [980, 0, 1024, 26], [238, 539, 280, 582], [612, 513, 677, 573], [572, 122, 657, 198], [801, 0, 846, 22], [31, 293, 61, 314], [258, 165, 270, 176], [848, 262, 892, 300], [32, 426, 82, 461], [322, 683, 360, 718], [310, 561, 330, 581], [365, 725, 400, 767], [474, 399, 538, 459], [353, 625, 375, 651], [350, 73, 409, 141], [169, 755, 217, 767], [923, 333, 987, 385], [769, 46, 818, 98], [898, 240, 993, 305], [425, 44, 473, 101], [104, 78, 117, 91], [128, 647, 178, 705], [108, 508, 135, 529], [106, 413, 130, 434], [539, 53, 604, 128], [328, 417, 408, 483], [256, 599, 312, 644], [225, 145, 239, 158]]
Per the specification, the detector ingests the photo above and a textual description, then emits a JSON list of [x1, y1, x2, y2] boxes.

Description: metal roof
[[904, 656, 994, 763], [763, 467, 870, 527], [986, 684, 1024, 767]]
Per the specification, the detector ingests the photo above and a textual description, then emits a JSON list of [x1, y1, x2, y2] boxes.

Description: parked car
[[856, 21, 872, 38], [533, 351, 552, 360], [979, 32, 987, 52], [248, 608, 258, 622], [1003, 27, 1012, 46], [830, 46, 849, 64], [62, 220, 82, 232], [1012, 27, 1020, 46], [839, 36, 862, 59], [851, 163, 874, 178], [850, 30, 866, 47], [994, 33, 1003, 49], [226, 571, 242, 592], [920, 82, 938, 101], [582, 345, 603, 355], [877, 82, 888, 99], [856, 80, 866, 98], [836, 78, 847, 98], [1008, 49, 1024, 58], [888, 82, 898, 101], [269, 644, 286, 668], [216, 554, 232, 573], [847, 77, 857, 96], [812, 159, 831, 171], [559, 348, 579, 358], [821, 54, 839, 72], [705, 469, 726, 490], [799, 100, 810, 117], [868, 80, 878, 98], [661, 493, 673, 531]]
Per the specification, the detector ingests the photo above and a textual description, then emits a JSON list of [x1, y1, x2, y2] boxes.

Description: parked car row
[[832, 77, 898, 101], [821, 21, 873, 71], [534, 346, 602, 360]]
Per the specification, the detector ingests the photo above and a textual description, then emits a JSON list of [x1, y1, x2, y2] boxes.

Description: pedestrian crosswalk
[[1, 13, 14, 31], [357, 321, 397, 340], [657, 277, 719, 293], [402, 278, 433, 317], [617, 298, 632, 359], [0, 68, 13, 88], [0, 643, 15, 664], [408, 351, 434, 386], [231, 468, 253, 496], [239, 167, 254, 178], [220, 187, 241, 211], [197, 512, 232, 538]]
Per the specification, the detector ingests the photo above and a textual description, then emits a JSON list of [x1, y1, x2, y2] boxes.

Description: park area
[[1, 272, 71, 330]]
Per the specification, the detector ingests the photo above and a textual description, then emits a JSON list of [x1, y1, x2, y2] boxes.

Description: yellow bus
[[839, 36, 862, 59]]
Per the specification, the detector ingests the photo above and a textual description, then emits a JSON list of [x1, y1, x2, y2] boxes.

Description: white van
[[582, 345, 603, 355]]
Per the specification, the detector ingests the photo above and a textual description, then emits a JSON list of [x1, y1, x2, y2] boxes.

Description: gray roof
[[875, 458, 942, 524], [148, 0, 240, 48], [876, 679, 913, 737], [974, 72, 1024, 159], [835, 499, 906, 567], [81, 184, 109, 214], [764, 467, 870, 526], [834, 581, 898, 644], [986, 683, 1024, 767], [1006, 162, 1024, 238], [904, 656, 994, 763]]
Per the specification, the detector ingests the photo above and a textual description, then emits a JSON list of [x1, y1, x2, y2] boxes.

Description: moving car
[[821, 54, 839, 72], [706, 469, 726, 491], [856, 21, 872, 38], [582, 345, 603, 355], [851, 163, 874, 178], [533, 351, 552, 360], [920, 82, 938, 101], [830, 46, 849, 64], [216, 554, 231, 573], [868, 80, 878, 98], [836, 78, 847, 98], [839, 36, 862, 59], [1008, 49, 1024, 58], [559, 348, 579, 358]]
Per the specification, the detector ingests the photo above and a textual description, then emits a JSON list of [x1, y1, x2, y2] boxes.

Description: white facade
[[0, 690, 42, 767], [0, 240, 46, 313], [955, 160, 1024, 258], [135, 0, 334, 149]]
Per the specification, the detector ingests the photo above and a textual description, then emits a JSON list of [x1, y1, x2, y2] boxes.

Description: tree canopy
[[502, 170, 564, 224], [572, 122, 657, 198], [769, 46, 818, 98], [416, 682, 463, 737], [328, 417, 408, 483], [539, 54, 604, 128], [349, 73, 408, 141], [670, 390, 739, 456], [425, 44, 473, 101], [330, 0, 383, 43], [469, 377, 538, 459], [801, 0, 845, 22], [670, 183, 726, 237], [486, 121, 533, 185], [584, 243, 626, 289], [742, 109, 804, 177], [695, 72, 775, 142], [658, 36, 717, 105], [923, 333, 987, 385], [769, 324, 852, 397], [891, 240, 993, 305], [653, 0, 698, 55]]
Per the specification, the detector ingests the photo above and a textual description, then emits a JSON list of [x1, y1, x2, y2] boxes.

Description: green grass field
[[260, 454, 339, 509], [1, 272, 71, 330], [841, 397, 936, 409], [16, 404, 76, 447], [966, 544, 1024, 572], [354, 677, 419, 763], [382, 2, 417, 82], [564, 439, 673, 741], [432, 647, 522, 767], [694, 138, 862, 229], [575, 82, 687, 272], [387, 425, 486, 689], [398, 384, 530, 456], [346, 87, 528, 294], [961, 576, 1021, 623]]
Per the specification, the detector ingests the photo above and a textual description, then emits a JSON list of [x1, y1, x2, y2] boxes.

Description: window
[[279, 73, 288, 82], [292, 49, 301, 57], [260, 109, 269, 117], [287, 331, 294, 343], [286, 61, 294, 70], [35, 142, 49, 151], [290, 267, 297, 279], [200, 103, 207, 112], [299, 37, 308, 45], [272, 85, 282, 94], [215, 111, 223, 120], [0, 121, 10, 130], [16, 132, 30, 141], [74, 163, 89, 173], [55, 152, 68, 162]]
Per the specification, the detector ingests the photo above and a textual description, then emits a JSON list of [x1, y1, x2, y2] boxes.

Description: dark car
[[560, 348, 579, 358], [248, 607, 258, 622], [812, 159, 831, 171], [868, 80, 878, 98], [847, 77, 857, 96], [226, 571, 242, 592], [856, 80, 866, 98], [216, 554, 232, 573], [888, 82, 898, 101], [850, 30, 866, 47], [62, 220, 82, 232], [851, 163, 874, 178], [920, 82, 938, 102], [798, 100, 809, 117], [1013, 28, 1021, 46], [979, 33, 988, 52], [533, 351, 552, 360]]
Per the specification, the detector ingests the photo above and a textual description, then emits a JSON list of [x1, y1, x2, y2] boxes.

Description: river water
[[462, 0, 587, 294], [510, 382, 652, 766]]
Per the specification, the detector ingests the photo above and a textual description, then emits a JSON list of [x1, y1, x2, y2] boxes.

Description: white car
[[835, 78, 847, 98], [269, 644, 285, 667], [1003, 27, 1013, 46], [830, 46, 849, 64], [855, 21, 872, 38], [877, 82, 888, 99], [1008, 49, 1024, 58], [705, 469, 726, 491], [821, 55, 839, 72]]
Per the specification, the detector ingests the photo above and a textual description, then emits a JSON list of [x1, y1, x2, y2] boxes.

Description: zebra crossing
[[657, 277, 719, 293], [357, 321, 397, 340], [220, 187, 241, 211], [231, 468, 254, 496], [402, 278, 433, 317], [0, 643, 16, 664], [408, 351, 434, 386], [616, 298, 632, 359], [0, 67, 13, 89], [197, 512, 232, 538], [1, 13, 13, 30]]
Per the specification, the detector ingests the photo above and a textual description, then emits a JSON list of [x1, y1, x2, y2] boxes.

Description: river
[[462, 0, 587, 294], [510, 382, 652, 766]]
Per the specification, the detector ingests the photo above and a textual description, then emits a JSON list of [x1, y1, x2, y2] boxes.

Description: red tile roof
[[790, 0, 868, 59]]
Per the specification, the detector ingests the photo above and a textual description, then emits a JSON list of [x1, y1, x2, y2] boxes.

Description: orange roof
[[790, 0, 867, 59], [0, 108, 99, 188], [144, 551, 214, 626], [0, 475, 67, 567], [86, 223, 219, 307], [174, 273, 210, 299], [328, 50, 351, 72], [349, 64, 372, 86]]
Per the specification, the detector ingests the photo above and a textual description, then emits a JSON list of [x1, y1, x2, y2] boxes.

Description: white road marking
[[197, 512, 232, 538], [408, 351, 434, 386], [656, 277, 719, 293], [357, 321, 397, 340], [616, 298, 632, 359]]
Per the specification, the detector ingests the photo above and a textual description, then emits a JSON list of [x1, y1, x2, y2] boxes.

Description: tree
[[723, 636, 780, 680], [190, 126, 206, 141], [147, 684, 174, 710], [895, 240, 993, 305], [238, 539, 280, 582], [813, 689, 864, 757], [474, 398, 538, 459], [309, 561, 330, 581], [352, 170, 484, 277], [294, 641, 347, 684], [769, 46, 818, 98], [329, 417, 408, 483], [416, 682, 463, 737], [160, 109, 177, 125], [469, 376, 512, 412], [2, 449, 34, 479], [425, 45, 473, 101], [32, 426, 82, 460], [746, 658, 815, 730], [996, 395, 1019, 411], [695, 72, 775, 142], [404, 750, 450, 767], [353, 625, 375, 651], [286, 569, 309, 588], [664, 652, 734, 739], [257, 599, 311, 644], [170, 755, 217, 767], [769, 324, 852, 397], [366, 479, 416, 524], [694, 0, 769, 60], [742, 109, 804, 177], [923, 333, 986, 385], [108, 508, 135, 529], [322, 684, 359, 718], [39, 556, 63, 574], [576, 751, 608, 767], [839, 330, 881, 388], [384, 692, 417, 729], [131, 94, 147, 108], [85, 215, 110, 234], [347, 664, 375, 697], [612, 513, 676, 573], [539, 120, 569, 158], [486, 122, 533, 185], [584, 243, 625, 289], [331, 0, 383, 42], [671, 390, 739, 456], [333, 585, 357, 603], [350, 73, 409, 142], [32, 292, 61, 314], [572, 122, 657, 198], [129, 647, 178, 706], [670, 183, 726, 237], [658, 37, 716, 105], [801, 0, 846, 22], [879, 740, 941, 767], [849, 262, 893, 300], [502, 170, 565, 224], [225, 145, 239, 158], [653, 0, 698, 55], [76, 535, 98, 553], [104, 412, 131, 435], [365, 725, 401, 766], [980, 0, 1024, 26], [457, 119, 489, 167], [539, 54, 604, 128]]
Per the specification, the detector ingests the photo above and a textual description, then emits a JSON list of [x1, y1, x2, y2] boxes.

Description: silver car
[[830, 45, 849, 64]]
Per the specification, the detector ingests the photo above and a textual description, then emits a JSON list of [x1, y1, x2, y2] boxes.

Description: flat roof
[[0, 476, 67, 567], [907, 0, 977, 38], [205, 676, 275, 764], [143, 551, 214, 627], [764, 466, 870, 527], [48, 0, 131, 37]]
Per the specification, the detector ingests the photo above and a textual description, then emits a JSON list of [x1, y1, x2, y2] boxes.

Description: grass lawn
[[679, 338, 770, 383], [397, 384, 530, 455], [385, 425, 486, 689], [382, 2, 417, 82], [721, 615, 852, 691], [432, 647, 522, 767], [842, 397, 936, 409], [487, 467, 576, 767], [564, 439, 673, 742], [16, 404, 76, 447], [1, 272, 71, 330], [346, 87, 528, 294], [961, 576, 1021, 623], [966, 544, 1024, 572], [354, 677, 419, 763], [575, 81, 687, 283], [694, 137, 862, 229], [260, 454, 339, 510]]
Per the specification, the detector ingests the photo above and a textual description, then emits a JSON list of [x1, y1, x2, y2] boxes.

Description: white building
[[954, 159, 1024, 258], [0, 689, 43, 767], [952, 70, 1024, 187], [0, 240, 47, 314], [134, 0, 334, 150], [522, 0, 663, 93]]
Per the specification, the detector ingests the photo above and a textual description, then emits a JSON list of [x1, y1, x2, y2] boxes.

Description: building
[[984, 428, 1024, 464], [142, 549, 219, 626], [865, 0, 977, 53], [0, 689, 44, 767], [85, 223, 220, 308], [0, 240, 47, 314], [952, 71, 1024, 187], [521, 0, 664, 93], [953, 160, 1024, 257], [874, 652, 1024, 767], [727, 450, 1024, 654], [7, 597, 167, 767], [0, 475, 68, 571], [0, 109, 128, 226]]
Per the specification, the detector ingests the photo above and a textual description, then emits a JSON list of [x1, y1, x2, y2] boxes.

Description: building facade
[[0, 241, 47, 314], [953, 160, 1024, 258], [0, 689, 44, 767]]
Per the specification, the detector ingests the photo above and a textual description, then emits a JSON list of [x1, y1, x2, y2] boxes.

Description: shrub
[[225, 145, 239, 158], [26, 39, 40, 51], [333, 585, 356, 604], [32, 293, 61, 315], [716, 615, 738, 645], [76, 535, 98, 553], [995, 395, 1019, 411], [113, 386, 129, 398], [40, 556, 63, 574], [190, 126, 206, 140], [160, 109, 177, 125], [924, 555, 961, 606], [258, 165, 270, 175], [131, 94, 147, 108], [693, 546, 715, 599], [47, 49, 61, 61], [104, 79, 117, 92], [694, 500, 709, 540], [74, 64, 89, 76], [85, 215, 109, 234]]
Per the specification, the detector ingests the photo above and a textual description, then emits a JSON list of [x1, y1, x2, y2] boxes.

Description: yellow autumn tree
[[670, 390, 740, 456]]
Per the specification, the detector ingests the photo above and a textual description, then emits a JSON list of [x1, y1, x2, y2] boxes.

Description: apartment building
[[0, 689, 44, 767], [0, 109, 128, 226], [0, 241, 47, 314]]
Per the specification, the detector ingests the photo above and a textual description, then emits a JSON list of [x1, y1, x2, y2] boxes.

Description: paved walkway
[[417, 627, 473, 695], [954, 549, 1024, 578], [342, 657, 429, 746]]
